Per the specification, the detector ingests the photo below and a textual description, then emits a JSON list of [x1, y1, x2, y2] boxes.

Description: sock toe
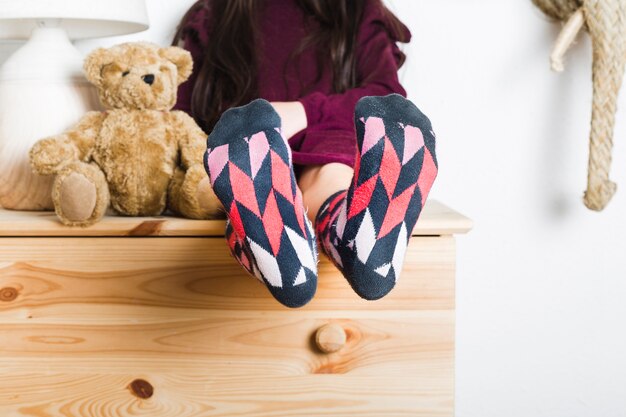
[[268, 267, 318, 308], [355, 94, 430, 129], [344, 260, 397, 301], [208, 99, 281, 148]]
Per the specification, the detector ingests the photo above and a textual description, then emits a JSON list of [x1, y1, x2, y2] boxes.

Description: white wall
[[2, 1, 626, 416]]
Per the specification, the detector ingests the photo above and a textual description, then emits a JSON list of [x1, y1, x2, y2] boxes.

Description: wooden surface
[[0, 237, 455, 312], [0, 199, 473, 237], [0, 314, 453, 416], [0, 203, 470, 416]]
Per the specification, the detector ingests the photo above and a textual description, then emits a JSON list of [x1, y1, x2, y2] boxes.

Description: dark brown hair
[[174, 0, 409, 132]]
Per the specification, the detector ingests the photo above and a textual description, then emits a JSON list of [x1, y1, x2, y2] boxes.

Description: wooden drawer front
[[0, 236, 456, 416], [0, 236, 454, 313], [0, 314, 453, 416]]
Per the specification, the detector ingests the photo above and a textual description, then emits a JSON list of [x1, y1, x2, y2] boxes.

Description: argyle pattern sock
[[204, 99, 318, 308], [315, 94, 438, 300]]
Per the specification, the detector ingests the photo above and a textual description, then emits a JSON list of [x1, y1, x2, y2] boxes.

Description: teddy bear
[[29, 42, 221, 226]]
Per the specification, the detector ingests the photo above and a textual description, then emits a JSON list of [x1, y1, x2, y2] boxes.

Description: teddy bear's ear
[[83, 47, 112, 87], [159, 47, 193, 85]]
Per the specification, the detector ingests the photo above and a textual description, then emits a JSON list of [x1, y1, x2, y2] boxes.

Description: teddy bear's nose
[[142, 74, 155, 86]]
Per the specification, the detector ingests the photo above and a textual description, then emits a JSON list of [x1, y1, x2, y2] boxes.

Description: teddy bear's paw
[[53, 162, 110, 227], [58, 173, 97, 222], [168, 164, 223, 219], [30, 137, 79, 175], [196, 176, 223, 217]]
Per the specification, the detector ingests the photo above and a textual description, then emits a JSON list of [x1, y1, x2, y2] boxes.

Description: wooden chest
[[0, 201, 471, 416]]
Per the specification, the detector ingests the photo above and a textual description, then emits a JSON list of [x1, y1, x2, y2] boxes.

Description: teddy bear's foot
[[168, 164, 223, 219], [53, 161, 110, 227]]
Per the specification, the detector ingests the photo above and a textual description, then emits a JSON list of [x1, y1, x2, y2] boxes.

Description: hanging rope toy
[[532, 0, 626, 211]]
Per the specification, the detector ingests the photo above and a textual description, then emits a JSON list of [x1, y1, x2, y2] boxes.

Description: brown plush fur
[[29, 42, 221, 226]]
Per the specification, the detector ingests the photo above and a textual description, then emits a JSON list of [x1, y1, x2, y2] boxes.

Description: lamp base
[[0, 27, 100, 210]]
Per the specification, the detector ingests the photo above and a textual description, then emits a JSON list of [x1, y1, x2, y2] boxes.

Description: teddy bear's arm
[[30, 111, 106, 175], [171, 111, 207, 170]]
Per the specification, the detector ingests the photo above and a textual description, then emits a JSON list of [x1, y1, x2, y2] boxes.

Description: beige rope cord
[[533, 0, 626, 211]]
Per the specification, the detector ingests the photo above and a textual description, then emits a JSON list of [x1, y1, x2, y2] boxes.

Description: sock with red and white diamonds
[[205, 99, 318, 308], [315, 94, 438, 300]]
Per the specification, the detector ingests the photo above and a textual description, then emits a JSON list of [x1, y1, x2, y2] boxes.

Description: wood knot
[[128, 220, 165, 236], [128, 379, 154, 399], [0, 287, 18, 301]]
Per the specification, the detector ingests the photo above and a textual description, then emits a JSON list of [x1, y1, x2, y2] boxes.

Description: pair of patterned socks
[[204, 95, 437, 308]]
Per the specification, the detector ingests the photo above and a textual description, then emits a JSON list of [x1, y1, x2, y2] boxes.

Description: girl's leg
[[204, 99, 318, 308], [307, 94, 438, 301], [299, 163, 353, 223]]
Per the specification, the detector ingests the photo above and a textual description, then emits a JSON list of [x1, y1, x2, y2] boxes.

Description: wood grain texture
[[0, 315, 452, 373], [0, 237, 455, 313], [0, 374, 453, 417], [0, 200, 473, 237], [0, 202, 468, 416], [0, 314, 453, 416]]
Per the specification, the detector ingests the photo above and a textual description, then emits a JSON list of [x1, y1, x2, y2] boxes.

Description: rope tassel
[[532, 0, 626, 211]]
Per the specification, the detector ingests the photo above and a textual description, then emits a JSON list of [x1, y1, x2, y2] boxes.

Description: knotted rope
[[533, 0, 626, 211]]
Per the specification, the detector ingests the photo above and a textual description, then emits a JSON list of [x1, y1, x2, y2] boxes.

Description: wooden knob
[[315, 323, 346, 353]]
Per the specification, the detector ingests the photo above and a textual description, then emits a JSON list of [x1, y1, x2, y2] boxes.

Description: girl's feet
[[315, 94, 438, 300], [205, 99, 318, 308]]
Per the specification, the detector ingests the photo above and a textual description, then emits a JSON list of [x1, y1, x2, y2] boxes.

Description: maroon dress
[[175, 0, 411, 169]]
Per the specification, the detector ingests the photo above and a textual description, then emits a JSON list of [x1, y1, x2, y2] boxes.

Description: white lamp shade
[[0, 0, 149, 40]]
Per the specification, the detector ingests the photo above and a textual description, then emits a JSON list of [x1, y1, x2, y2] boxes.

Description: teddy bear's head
[[83, 42, 193, 111]]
